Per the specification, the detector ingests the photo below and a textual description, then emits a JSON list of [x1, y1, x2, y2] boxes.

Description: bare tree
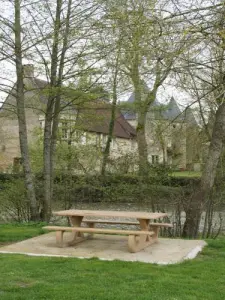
[[0, 0, 39, 220], [26, 0, 101, 221], [173, 0, 225, 237]]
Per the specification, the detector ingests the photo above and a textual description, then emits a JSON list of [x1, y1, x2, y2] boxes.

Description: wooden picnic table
[[44, 210, 172, 253]]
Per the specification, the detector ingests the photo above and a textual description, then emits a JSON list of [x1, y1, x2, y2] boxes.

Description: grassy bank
[[0, 224, 225, 299], [0, 223, 46, 245], [171, 171, 201, 178]]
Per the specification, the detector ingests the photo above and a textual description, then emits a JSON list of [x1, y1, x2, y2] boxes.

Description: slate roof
[[123, 90, 163, 120], [181, 107, 199, 126], [123, 111, 136, 120], [123, 81, 151, 120], [123, 92, 137, 120], [161, 97, 183, 121], [123, 90, 187, 123]]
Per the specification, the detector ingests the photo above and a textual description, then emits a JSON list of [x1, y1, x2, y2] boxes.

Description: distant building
[[123, 89, 203, 170], [0, 65, 137, 172]]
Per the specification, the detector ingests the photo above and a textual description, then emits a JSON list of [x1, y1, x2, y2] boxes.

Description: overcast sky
[[0, 0, 209, 110]]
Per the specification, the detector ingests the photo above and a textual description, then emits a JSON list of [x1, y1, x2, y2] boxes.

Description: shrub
[[0, 179, 30, 222]]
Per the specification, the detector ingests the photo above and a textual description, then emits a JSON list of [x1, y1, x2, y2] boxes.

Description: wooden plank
[[43, 226, 154, 236], [53, 210, 168, 220], [84, 220, 139, 225], [149, 223, 173, 228], [84, 220, 172, 227]]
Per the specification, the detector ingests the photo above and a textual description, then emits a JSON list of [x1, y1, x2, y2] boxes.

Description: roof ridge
[[116, 111, 136, 137]]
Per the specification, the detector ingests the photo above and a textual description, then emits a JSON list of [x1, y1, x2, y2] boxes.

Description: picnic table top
[[53, 209, 168, 220]]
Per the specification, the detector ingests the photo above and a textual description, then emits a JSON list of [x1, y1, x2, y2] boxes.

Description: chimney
[[23, 64, 34, 78]]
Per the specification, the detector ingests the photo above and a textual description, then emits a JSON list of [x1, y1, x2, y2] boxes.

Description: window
[[75, 130, 81, 142], [130, 139, 135, 151], [61, 122, 68, 139], [39, 120, 44, 128], [80, 132, 86, 145], [112, 138, 116, 149], [101, 134, 107, 145], [75, 131, 86, 144], [86, 132, 91, 144], [152, 155, 159, 164], [96, 134, 101, 147]]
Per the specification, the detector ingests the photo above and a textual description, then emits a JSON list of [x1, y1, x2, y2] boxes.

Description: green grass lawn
[[171, 171, 202, 178], [0, 224, 225, 300], [0, 223, 46, 244]]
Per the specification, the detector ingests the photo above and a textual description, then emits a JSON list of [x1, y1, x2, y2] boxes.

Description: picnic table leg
[[149, 225, 160, 243], [67, 216, 86, 246], [56, 230, 64, 247], [128, 219, 156, 253], [87, 222, 95, 238]]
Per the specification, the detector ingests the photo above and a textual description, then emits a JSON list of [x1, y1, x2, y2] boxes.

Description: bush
[[50, 173, 183, 204], [0, 171, 197, 223], [0, 179, 30, 222]]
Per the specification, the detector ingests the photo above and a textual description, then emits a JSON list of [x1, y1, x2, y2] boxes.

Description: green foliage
[[55, 142, 102, 175], [29, 128, 44, 173], [148, 164, 173, 185], [169, 176, 201, 187], [0, 169, 198, 211], [0, 179, 30, 222], [50, 173, 182, 205], [107, 153, 138, 174], [0, 173, 23, 183]]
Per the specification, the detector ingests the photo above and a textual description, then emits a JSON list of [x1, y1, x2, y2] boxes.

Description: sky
[[0, 0, 209, 111]]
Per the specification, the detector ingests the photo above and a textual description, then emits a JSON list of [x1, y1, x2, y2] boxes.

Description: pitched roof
[[161, 97, 183, 121], [33, 78, 136, 139], [123, 90, 186, 123], [124, 91, 162, 121], [127, 80, 149, 103], [181, 107, 199, 126], [76, 102, 136, 139], [1, 76, 136, 139], [123, 81, 151, 120]]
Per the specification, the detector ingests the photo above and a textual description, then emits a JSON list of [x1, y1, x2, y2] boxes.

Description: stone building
[[123, 91, 202, 170], [0, 65, 137, 172]]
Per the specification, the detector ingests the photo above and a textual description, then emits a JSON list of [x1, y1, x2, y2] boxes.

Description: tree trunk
[[136, 108, 149, 176], [131, 53, 150, 176], [101, 44, 120, 175], [101, 94, 117, 175], [42, 0, 62, 221], [43, 113, 53, 221], [182, 102, 225, 238], [50, 0, 72, 189], [14, 0, 38, 221]]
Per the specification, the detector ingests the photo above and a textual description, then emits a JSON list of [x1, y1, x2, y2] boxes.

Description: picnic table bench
[[43, 210, 172, 253]]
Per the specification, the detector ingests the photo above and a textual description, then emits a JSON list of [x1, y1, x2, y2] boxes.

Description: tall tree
[[28, 0, 100, 221], [42, 0, 63, 221], [14, 0, 38, 220], [176, 0, 225, 237], [99, 0, 188, 175], [100, 35, 123, 175]]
